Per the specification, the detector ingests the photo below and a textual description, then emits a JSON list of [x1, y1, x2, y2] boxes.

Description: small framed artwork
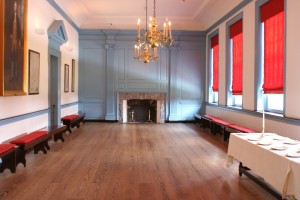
[[28, 50, 40, 95], [71, 59, 75, 92], [64, 64, 69, 92], [0, 0, 28, 96]]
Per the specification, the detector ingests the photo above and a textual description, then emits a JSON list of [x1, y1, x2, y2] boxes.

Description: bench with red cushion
[[201, 115, 220, 130], [0, 144, 17, 173], [10, 131, 49, 167], [200, 114, 259, 142], [224, 124, 258, 141], [61, 113, 85, 133], [38, 125, 68, 153], [211, 118, 234, 135], [226, 124, 258, 133]]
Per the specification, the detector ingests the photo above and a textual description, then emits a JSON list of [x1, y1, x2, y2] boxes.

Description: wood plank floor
[[0, 123, 277, 200]]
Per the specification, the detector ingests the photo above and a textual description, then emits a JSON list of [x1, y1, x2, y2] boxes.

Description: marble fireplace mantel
[[119, 92, 166, 123]]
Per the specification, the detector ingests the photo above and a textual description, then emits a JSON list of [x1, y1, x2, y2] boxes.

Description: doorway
[[49, 55, 59, 126]]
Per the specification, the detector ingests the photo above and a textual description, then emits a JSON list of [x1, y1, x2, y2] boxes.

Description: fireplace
[[119, 92, 166, 123], [127, 99, 157, 122]]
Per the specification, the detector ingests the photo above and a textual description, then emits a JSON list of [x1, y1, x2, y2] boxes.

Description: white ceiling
[[54, 0, 243, 31]]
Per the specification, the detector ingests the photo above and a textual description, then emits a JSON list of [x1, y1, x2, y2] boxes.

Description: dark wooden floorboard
[[0, 123, 277, 200]]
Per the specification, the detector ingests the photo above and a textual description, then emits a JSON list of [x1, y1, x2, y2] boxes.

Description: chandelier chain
[[153, 0, 156, 17]]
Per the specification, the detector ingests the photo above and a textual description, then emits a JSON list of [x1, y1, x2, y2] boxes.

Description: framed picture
[[0, 0, 28, 96], [28, 50, 40, 95], [64, 64, 69, 92], [71, 59, 75, 92]]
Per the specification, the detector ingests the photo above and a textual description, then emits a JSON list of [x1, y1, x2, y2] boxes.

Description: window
[[209, 34, 219, 104], [227, 18, 243, 107], [257, 0, 284, 113]]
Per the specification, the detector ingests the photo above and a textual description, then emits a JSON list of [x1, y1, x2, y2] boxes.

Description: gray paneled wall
[[79, 30, 206, 121]]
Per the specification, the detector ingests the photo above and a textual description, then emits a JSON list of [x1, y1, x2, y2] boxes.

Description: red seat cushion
[[0, 144, 15, 155], [212, 118, 232, 126], [203, 115, 220, 121], [10, 131, 48, 145], [61, 114, 79, 121], [227, 124, 257, 133]]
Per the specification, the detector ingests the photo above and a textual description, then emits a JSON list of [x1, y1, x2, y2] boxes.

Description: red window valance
[[211, 35, 219, 48], [261, 0, 284, 22], [230, 19, 243, 39]]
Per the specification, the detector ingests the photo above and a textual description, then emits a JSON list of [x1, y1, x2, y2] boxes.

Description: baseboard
[[84, 119, 118, 123], [165, 120, 194, 123]]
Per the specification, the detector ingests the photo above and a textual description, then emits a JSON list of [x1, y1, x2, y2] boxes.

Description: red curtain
[[230, 20, 243, 95], [261, 0, 284, 94], [211, 35, 219, 92]]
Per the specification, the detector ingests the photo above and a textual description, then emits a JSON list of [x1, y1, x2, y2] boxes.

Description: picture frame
[[28, 50, 40, 95], [64, 64, 69, 92], [0, 0, 28, 96], [71, 59, 75, 92]]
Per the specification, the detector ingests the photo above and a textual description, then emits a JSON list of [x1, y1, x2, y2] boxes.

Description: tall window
[[210, 34, 219, 103], [228, 19, 243, 107], [259, 0, 284, 113]]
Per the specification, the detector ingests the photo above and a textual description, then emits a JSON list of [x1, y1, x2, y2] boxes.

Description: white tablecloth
[[227, 133, 300, 199]]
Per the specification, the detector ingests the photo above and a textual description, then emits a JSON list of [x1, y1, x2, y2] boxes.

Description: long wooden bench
[[41, 125, 67, 150], [199, 114, 258, 141], [61, 113, 85, 133], [10, 131, 49, 167], [0, 144, 17, 173], [224, 124, 258, 141]]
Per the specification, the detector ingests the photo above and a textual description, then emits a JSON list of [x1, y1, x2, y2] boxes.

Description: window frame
[[255, 0, 286, 115], [207, 30, 219, 104], [226, 13, 244, 108]]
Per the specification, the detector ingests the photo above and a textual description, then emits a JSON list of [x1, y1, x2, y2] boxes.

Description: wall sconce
[[35, 26, 45, 35], [65, 41, 73, 52]]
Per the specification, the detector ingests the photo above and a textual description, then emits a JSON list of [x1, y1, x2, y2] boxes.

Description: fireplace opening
[[127, 99, 157, 123]]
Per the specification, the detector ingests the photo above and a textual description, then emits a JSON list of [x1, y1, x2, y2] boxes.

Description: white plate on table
[[273, 136, 286, 141], [248, 137, 261, 141], [263, 133, 275, 136], [286, 152, 300, 158], [271, 145, 287, 150], [236, 133, 248, 136], [257, 140, 272, 146], [284, 140, 299, 145]]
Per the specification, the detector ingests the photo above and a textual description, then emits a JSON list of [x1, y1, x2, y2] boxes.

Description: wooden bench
[[61, 113, 85, 133], [0, 144, 17, 173], [194, 114, 202, 125], [41, 125, 67, 151], [10, 131, 49, 167], [201, 115, 222, 132], [224, 124, 258, 141], [200, 114, 258, 142]]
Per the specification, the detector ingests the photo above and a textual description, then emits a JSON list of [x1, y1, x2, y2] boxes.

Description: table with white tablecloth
[[227, 133, 300, 199]]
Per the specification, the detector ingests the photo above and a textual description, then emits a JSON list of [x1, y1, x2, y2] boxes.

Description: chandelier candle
[[137, 19, 141, 41]]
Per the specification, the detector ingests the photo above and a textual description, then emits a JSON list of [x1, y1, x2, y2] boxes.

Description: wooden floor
[[0, 123, 277, 200]]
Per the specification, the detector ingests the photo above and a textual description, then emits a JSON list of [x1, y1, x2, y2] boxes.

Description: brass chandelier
[[134, 0, 173, 64]]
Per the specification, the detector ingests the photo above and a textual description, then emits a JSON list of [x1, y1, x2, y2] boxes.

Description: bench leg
[[54, 132, 65, 142], [66, 125, 72, 133], [15, 148, 26, 167], [224, 130, 230, 142], [45, 139, 51, 150], [0, 151, 16, 173], [34, 142, 47, 154]]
